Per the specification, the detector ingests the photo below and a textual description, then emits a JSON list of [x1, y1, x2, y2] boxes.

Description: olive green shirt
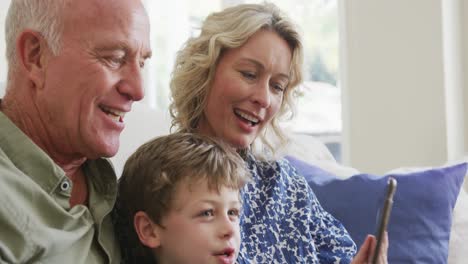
[[0, 111, 121, 263]]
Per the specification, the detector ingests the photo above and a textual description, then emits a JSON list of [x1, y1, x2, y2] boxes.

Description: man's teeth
[[108, 115, 120, 122], [235, 110, 259, 123], [100, 106, 125, 122]]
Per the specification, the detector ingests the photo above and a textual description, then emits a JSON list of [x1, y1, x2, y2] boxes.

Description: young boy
[[113, 133, 250, 264]]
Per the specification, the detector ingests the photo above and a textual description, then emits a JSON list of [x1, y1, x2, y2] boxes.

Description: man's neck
[[1, 92, 89, 206], [68, 168, 89, 207], [2, 89, 87, 165]]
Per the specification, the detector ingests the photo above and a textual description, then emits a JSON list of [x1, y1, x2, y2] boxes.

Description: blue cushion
[[286, 156, 467, 264]]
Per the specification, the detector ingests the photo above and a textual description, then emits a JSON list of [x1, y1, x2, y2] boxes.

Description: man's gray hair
[[5, 0, 68, 70]]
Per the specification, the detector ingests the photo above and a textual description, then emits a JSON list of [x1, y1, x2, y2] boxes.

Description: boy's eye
[[199, 209, 214, 217], [228, 208, 240, 217]]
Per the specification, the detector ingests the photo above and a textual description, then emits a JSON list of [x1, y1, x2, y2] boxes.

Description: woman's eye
[[272, 83, 285, 93]]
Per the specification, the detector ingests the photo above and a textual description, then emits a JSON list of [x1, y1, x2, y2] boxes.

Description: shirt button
[[60, 179, 71, 192]]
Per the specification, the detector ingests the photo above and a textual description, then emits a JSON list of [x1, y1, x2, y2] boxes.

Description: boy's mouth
[[214, 247, 235, 259]]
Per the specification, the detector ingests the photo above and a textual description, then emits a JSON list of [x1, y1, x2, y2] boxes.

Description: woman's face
[[198, 30, 292, 149]]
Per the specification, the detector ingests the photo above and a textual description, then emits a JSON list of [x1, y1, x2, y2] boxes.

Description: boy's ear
[[134, 211, 162, 249], [16, 30, 49, 89]]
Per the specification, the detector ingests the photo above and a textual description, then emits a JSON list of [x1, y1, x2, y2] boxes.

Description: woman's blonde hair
[[169, 2, 303, 156]]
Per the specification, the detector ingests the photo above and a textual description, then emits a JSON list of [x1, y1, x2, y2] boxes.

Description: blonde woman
[[169, 3, 388, 263]]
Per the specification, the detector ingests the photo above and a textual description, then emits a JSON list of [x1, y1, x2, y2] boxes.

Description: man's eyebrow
[[142, 50, 152, 60], [94, 44, 127, 56], [238, 57, 290, 79], [95, 44, 152, 59]]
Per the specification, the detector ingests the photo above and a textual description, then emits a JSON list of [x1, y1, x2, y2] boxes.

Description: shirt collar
[[0, 110, 117, 199], [0, 110, 67, 194]]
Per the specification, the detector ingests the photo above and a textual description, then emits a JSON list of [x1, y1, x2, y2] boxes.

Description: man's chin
[[86, 140, 120, 159], [101, 145, 119, 158]]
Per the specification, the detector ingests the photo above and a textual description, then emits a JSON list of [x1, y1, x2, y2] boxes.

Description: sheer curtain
[[141, 0, 229, 111]]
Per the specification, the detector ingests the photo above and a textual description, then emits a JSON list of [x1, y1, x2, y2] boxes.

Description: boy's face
[[154, 180, 241, 264]]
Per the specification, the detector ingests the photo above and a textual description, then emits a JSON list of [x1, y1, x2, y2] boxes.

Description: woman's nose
[[251, 80, 271, 108]]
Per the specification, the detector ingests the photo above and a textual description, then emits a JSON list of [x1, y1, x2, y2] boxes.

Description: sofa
[[113, 102, 468, 264]]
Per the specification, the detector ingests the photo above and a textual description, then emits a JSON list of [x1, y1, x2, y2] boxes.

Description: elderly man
[[0, 0, 151, 263]]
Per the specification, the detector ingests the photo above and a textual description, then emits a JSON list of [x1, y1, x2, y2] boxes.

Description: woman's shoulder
[[245, 152, 303, 182], [244, 152, 314, 206], [240, 152, 356, 263]]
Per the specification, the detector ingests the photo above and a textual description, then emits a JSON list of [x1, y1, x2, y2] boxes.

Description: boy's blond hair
[[114, 132, 250, 263]]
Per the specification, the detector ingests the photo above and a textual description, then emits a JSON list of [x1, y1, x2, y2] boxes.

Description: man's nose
[[117, 60, 144, 101]]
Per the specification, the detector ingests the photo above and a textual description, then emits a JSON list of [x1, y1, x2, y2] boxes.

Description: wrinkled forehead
[[62, 0, 151, 51], [63, 0, 149, 34]]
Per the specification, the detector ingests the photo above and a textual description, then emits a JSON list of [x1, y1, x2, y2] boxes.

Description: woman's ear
[[134, 211, 162, 249], [16, 30, 48, 89]]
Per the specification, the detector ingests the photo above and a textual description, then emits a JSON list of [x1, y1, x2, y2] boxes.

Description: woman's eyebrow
[[237, 57, 290, 79]]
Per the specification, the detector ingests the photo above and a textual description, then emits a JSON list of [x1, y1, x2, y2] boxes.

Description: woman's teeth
[[234, 110, 259, 125]]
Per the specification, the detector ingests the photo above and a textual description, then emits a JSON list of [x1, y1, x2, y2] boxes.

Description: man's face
[[37, 0, 151, 159]]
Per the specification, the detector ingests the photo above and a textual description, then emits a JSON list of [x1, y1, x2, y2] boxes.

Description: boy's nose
[[219, 218, 236, 239]]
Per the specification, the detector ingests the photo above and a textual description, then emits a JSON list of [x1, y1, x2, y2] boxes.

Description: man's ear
[[134, 211, 162, 249], [16, 30, 49, 89]]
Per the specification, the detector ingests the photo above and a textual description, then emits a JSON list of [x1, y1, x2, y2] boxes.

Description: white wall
[[462, 0, 468, 154], [340, 0, 467, 173], [0, 0, 9, 84], [443, 0, 466, 161]]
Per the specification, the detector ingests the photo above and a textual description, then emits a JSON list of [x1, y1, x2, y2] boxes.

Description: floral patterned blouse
[[237, 153, 357, 263]]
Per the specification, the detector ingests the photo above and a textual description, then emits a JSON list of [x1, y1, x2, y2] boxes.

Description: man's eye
[[104, 56, 125, 67], [240, 71, 256, 80]]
